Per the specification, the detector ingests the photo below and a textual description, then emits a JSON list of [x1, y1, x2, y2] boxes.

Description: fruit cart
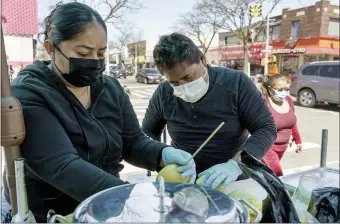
[[1, 26, 338, 223]]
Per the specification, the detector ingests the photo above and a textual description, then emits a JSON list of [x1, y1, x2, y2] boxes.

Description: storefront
[[2, 0, 38, 70], [207, 42, 268, 74], [271, 36, 340, 75]]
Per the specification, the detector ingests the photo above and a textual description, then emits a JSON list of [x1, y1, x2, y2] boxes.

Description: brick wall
[[279, 0, 339, 39], [319, 1, 340, 36]]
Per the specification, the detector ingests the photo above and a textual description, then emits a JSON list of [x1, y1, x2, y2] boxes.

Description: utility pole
[[264, 14, 270, 76], [106, 40, 110, 75], [249, 3, 262, 76], [134, 41, 138, 75]]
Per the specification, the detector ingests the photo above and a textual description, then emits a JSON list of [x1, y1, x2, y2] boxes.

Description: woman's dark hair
[[43, 1, 107, 46], [153, 33, 201, 70], [260, 74, 288, 96]]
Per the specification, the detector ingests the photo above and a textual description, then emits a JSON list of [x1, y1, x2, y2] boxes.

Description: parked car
[[290, 61, 340, 108], [135, 68, 164, 84], [109, 65, 131, 79]]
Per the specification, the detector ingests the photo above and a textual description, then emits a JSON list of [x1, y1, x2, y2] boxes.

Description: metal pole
[[11, 158, 36, 223], [1, 28, 26, 215], [106, 40, 110, 75], [320, 129, 328, 168], [15, 159, 28, 218], [264, 14, 270, 75], [162, 128, 167, 145], [134, 41, 138, 75]]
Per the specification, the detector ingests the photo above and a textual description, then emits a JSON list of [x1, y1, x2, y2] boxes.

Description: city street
[[119, 76, 339, 181], [1, 76, 338, 183]]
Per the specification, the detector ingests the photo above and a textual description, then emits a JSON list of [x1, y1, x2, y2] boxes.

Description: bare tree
[[109, 24, 136, 64], [173, 6, 227, 55], [73, 0, 143, 24], [37, 0, 143, 43], [198, 0, 280, 73]]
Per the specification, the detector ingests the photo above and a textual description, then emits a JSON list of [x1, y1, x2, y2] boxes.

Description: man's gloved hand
[[162, 147, 196, 184], [198, 160, 242, 190]]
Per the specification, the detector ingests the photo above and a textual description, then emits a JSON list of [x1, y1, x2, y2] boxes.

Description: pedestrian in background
[[260, 74, 302, 176]]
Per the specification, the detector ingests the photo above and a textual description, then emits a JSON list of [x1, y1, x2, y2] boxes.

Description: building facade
[[207, 15, 281, 74], [208, 0, 339, 75], [272, 0, 340, 75], [2, 0, 38, 72]]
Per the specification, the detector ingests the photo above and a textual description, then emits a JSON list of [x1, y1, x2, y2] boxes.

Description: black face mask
[[53, 45, 105, 87]]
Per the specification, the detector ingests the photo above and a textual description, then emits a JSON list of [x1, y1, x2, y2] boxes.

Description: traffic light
[[249, 3, 262, 18], [254, 3, 262, 17], [249, 5, 256, 18]]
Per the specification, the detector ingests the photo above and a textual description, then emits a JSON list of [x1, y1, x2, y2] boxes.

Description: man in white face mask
[[142, 33, 277, 190], [172, 68, 209, 103]]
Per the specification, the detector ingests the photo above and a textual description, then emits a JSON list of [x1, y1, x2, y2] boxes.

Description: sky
[[38, 0, 339, 50]]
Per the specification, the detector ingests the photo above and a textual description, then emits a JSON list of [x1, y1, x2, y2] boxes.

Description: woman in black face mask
[[2, 2, 196, 222]]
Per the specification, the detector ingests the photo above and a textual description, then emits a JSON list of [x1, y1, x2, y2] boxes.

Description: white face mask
[[172, 70, 209, 103]]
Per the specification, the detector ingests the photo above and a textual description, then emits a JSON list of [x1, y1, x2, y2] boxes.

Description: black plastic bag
[[236, 150, 300, 223], [307, 187, 340, 223]]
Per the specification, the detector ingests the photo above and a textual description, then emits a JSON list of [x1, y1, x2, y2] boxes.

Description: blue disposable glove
[[198, 160, 242, 190], [162, 147, 196, 184]]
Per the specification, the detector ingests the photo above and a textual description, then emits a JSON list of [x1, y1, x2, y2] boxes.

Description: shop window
[[282, 56, 299, 75], [301, 66, 321, 76], [328, 18, 340, 37], [304, 55, 319, 64], [270, 25, 280, 40], [319, 65, 340, 79], [224, 37, 228, 46], [291, 21, 300, 37], [319, 54, 328, 61]]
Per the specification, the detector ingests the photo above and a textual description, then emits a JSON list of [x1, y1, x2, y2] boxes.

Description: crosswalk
[[130, 89, 156, 99], [128, 86, 157, 122]]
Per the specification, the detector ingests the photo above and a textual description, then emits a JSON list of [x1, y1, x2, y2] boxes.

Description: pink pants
[[261, 147, 286, 176]]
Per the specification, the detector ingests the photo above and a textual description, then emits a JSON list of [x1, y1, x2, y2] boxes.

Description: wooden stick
[[187, 122, 225, 163]]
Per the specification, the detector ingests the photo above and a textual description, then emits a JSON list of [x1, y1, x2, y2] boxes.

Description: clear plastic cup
[[291, 175, 326, 221]]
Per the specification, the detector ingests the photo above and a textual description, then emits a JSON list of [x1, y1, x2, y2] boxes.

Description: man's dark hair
[[153, 33, 201, 70], [43, 2, 107, 46]]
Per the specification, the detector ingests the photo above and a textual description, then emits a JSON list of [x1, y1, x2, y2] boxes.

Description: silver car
[[290, 61, 340, 108]]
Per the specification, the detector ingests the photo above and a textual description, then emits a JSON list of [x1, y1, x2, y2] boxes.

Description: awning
[[209, 42, 269, 60], [271, 36, 340, 56], [305, 47, 340, 55]]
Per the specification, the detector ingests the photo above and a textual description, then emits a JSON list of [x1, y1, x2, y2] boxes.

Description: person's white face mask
[[172, 69, 209, 103]]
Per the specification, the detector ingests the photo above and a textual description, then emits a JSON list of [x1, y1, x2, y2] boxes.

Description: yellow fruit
[[228, 189, 262, 223], [156, 164, 190, 183], [195, 175, 226, 193], [58, 213, 73, 223]]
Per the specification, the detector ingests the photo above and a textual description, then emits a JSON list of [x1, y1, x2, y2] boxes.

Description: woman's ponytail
[[260, 75, 271, 96]]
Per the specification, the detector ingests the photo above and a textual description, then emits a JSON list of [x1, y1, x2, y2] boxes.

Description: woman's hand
[[161, 147, 196, 184], [295, 143, 303, 153]]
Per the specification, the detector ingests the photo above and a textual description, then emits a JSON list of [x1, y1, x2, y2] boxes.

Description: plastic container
[[281, 168, 339, 189], [291, 175, 326, 221]]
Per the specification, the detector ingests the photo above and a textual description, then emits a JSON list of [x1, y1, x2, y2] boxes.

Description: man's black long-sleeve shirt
[[142, 66, 277, 174]]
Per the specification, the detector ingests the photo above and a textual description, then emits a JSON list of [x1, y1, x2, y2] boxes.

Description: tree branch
[[173, 2, 227, 54]]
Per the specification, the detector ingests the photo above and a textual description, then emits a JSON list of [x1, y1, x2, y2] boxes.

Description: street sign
[[262, 49, 272, 53]]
